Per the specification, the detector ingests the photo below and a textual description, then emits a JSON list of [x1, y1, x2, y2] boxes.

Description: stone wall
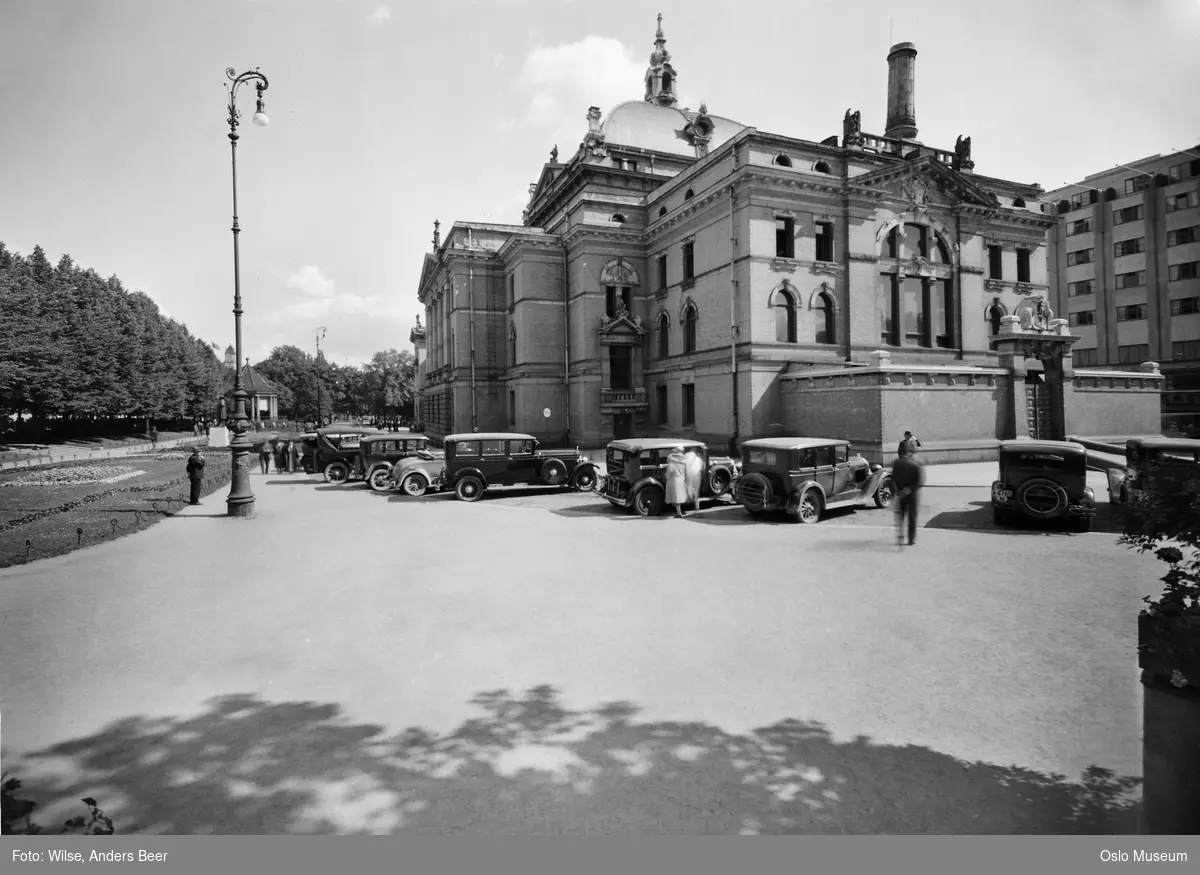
[[1065, 367, 1164, 437]]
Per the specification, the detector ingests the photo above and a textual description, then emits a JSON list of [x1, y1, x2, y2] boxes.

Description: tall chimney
[[884, 42, 918, 140]]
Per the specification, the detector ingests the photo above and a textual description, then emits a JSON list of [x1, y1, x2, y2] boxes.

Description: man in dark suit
[[186, 447, 206, 505], [898, 430, 921, 456], [891, 443, 925, 546]]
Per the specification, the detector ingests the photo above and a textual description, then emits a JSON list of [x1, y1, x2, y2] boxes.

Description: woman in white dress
[[665, 447, 689, 518], [683, 448, 704, 512]]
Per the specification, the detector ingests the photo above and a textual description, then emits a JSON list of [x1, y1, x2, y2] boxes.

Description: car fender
[[860, 467, 889, 499], [631, 474, 663, 496], [452, 466, 488, 488], [366, 462, 393, 480], [785, 480, 825, 515]]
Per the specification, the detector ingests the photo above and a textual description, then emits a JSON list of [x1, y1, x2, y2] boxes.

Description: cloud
[[515, 35, 647, 154], [285, 265, 336, 299], [493, 52, 505, 67], [366, 5, 391, 23]]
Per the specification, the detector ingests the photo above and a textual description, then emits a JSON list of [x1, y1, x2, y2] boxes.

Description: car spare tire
[[738, 472, 772, 513], [1016, 478, 1069, 518]]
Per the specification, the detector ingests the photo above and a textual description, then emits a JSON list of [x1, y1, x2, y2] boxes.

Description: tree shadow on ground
[[11, 687, 1140, 835]]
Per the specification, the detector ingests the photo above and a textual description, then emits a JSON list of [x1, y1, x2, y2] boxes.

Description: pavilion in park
[[222, 357, 281, 423]]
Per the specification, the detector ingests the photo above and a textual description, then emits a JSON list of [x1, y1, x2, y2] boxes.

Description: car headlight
[[870, 463, 882, 473]]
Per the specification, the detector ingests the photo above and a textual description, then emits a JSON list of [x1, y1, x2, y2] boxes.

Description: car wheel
[[455, 475, 485, 502], [794, 489, 822, 524], [1016, 478, 1069, 519], [400, 473, 428, 497], [571, 465, 596, 491], [634, 486, 665, 517], [324, 461, 350, 484], [709, 467, 732, 497], [368, 468, 393, 492], [873, 476, 896, 508], [541, 458, 568, 486]]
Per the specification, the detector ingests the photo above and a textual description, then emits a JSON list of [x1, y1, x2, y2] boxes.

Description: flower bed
[[1, 464, 147, 487]]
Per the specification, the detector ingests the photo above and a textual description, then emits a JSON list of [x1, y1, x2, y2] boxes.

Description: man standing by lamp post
[[223, 66, 270, 518]]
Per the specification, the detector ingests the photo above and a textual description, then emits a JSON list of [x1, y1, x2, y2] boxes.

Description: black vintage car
[[309, 424, 389, 482], [600, 438, 739, 516], [991, 439, 1096, 532], [442, 432, 598, 502]]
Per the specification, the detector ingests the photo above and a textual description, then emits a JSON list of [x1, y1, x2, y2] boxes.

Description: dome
[[600, 100, 746, 158]]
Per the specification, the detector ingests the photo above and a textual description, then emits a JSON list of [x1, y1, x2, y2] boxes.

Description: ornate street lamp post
[[224, 67, 269, 518]]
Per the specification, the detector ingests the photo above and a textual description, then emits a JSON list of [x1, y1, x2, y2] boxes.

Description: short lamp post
[[224, 66, 270, 518]]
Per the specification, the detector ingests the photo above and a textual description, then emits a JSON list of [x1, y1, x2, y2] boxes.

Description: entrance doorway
[[613, 413, 633, 440], [1024, 372, 1053, 440]]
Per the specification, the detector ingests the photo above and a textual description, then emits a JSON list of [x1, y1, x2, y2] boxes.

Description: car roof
[[317, 425, 388, 435], [444, 432, 537, 442], [999, 440, 1086, 455], [362, 433, 428, 442], [741, 437, 849, 451], [608, 438, 706, 451], [1129, 437, 1200, 449]]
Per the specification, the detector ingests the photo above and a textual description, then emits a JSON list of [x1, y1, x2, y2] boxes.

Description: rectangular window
[[934, 279, 953, 348], [1067, 248, 1093, 266], [988, 244, 1003, 279], [1115, 270, 1145, 290], [1068, 310, 1096, 327], [1073, 348, 1099, 367], [682, 383, 695, 427], [902, 276, 926, 345], [605, 286, 617, 317], [1173, 340, 1200, 360], [1016, 248, 1031, 283], [815, 221, 835, 262], [656, 385, 668, 424], [747, 449, 777, 466], [1170, 297, 1200, 316], [1114, 205, 1143, 225], [1167, 191, 1200, 213], [508, 274, 515, 310], [1068, 280, 1093, 297], [1118, 344, 1150, 363], [656, 254, 668, 291], [1170, 262, 1200, 281], [455, 441, 480, 458], [481, 440, 505, 456], [508, 390, 516, 425], [1169, 162, 1195, 182], [1070, 192, 1086, 209], [609, 345, 632, 390], [682, 241, 695, 284], [626, 160, 638, 172], [1066, 219, 1092, 236], [776, 217, 795, 258], [1124, 176, 1150, 195], [1116, 304, 1148, 322], [1168, 226, 1199, 247], [879, 274, 897, 345], [1114, 238, 1145, 257]]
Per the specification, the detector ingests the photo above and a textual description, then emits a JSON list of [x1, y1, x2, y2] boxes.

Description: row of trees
[[0, 242, 416, 435]]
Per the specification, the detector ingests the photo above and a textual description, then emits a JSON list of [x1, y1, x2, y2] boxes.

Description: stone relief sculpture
[[1016, 296, 1054, 331]]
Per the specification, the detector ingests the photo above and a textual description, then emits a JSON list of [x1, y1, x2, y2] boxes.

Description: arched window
[[814, 160, 832, 174], [662, 72, 673, 92], [684, 188, 694, 200], [612, 213, 626, 224], [508, 325, 517, 367], [814, 292, 835, 344], [987, 302, 1005, 336], [1012, 196, 1026, 208], [879, 221, 955, 349], [774, 153, 792, 168], [682, 303, 698, 353], [658, 206, 667, 218], [774, 289, 797, 343], [656, 313, 670, 358]]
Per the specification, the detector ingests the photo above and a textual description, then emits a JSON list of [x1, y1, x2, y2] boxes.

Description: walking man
[[186, 447, 206, 505], [898, 430, 921, 457], [149, 427, 159, 450], [891, 443, 925, 546]]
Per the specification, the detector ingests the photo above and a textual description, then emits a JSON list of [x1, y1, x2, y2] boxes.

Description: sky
[[1, 0, 1198, 368]]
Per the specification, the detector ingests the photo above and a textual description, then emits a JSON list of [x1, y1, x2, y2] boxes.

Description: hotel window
[[656, 385, 668, 424], [1118, 344, 1150, 363], [609, 345, 632, 390], [1067, 248, 1093, 266], [1073, 348, 1099, 366], [1124, 176, 1150, 195], [605, 285, 632, 317], [1114, 238, 1145, 257], [682, 383, 695, 427], [1168, 226, 1199, 247], [1066, 218, 1092, 236], [1016, 248, 1031, 283], [682, 303, 698, 353], [1115, 271, 1145, 290], [1113, 205, 1143, 225], [1068, 280, 1093, 296], [1171, 297, 1200, 316], [775, 288, 797, 343], [776, 217, 795, 258], [656, 254, 668, 291], [1116, 304, 1148, 322], [988, 244, 1003, 279], [815, 222, 835, 262], [656, 313, 670, 358], [1068, 310, 1096, 327], [682, 241, 695, 285], [1167, 191, 1200, 213], [1170, 262, 1200, 281], [814, 290, 837, 344], [1173, 340, 1200, 360]]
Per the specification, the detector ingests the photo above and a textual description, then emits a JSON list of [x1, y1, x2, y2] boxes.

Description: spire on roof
[[644, 13, 678, 107]]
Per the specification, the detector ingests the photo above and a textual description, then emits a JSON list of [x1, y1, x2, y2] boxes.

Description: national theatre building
[[415, 18, 1161, 461]]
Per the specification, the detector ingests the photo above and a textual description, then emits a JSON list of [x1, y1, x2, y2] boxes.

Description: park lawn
[[0, 450, 232, 568]]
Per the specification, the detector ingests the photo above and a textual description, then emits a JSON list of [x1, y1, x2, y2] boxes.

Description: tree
[[363, 349, 415, 420]]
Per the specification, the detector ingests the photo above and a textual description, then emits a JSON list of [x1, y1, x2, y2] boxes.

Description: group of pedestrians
[[257, 438, 302, 475], [891, 430, 926, 547], [664, 446, 705, 518]]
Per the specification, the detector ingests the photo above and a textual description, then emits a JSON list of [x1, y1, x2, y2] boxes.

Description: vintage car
[[310, 424, 389, 482], [389, 449, 448, 497], [600, 438, 739, 516], [991, 440, 1096, 532], [355, 434, 434, 491], [1106, 437, 1200, 505], [735, 437, 895, 523], [442, 432, 598, 502]]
